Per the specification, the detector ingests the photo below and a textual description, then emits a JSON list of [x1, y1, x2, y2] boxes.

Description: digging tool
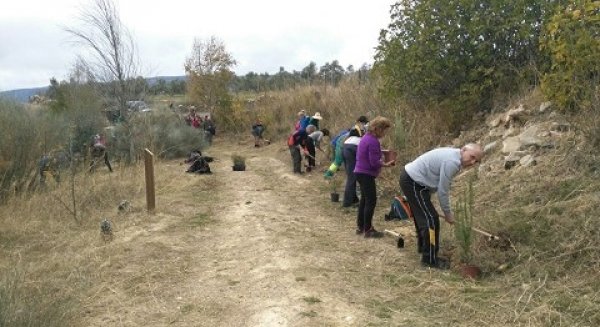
[[384, 229, 405, 248], [440, 215, 500, 241], [303, 151, 320, 169], [471, 227, 500, 241]]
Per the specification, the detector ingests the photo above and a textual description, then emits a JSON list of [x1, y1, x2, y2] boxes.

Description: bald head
[[460, 143, 483, 168]]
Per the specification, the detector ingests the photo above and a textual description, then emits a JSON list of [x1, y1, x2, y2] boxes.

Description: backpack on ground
[[384, 195, 413, 221], [186, 156, 212, 174]]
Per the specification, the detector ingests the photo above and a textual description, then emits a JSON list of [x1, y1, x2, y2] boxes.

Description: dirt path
[[79, 138, 424, 327]]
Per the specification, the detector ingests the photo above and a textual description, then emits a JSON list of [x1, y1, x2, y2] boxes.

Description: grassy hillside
[[1, 84, 599, 326]]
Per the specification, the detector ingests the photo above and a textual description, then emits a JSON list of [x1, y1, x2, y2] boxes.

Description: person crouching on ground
[[252, 119, 265, 147], [354, 116, 394, 238], [288, 125, 316, 174], [399, 143, 483, 269], [89, 133, 113, 172]]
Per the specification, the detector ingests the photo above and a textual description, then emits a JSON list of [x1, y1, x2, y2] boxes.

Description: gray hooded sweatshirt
[[404, 147, 461, 216]]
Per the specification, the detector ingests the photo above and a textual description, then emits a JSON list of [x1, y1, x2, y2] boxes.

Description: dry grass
[[2, 85, 599, 326], [0, 159, 220, 326]]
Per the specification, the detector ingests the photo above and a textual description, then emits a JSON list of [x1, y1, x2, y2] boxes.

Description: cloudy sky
[[0, 0, 394, 91]]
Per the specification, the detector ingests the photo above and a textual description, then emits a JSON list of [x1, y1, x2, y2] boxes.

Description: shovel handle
[[384, 229, 400, 237], [472, 227, 499, 240], [440, 215, 500, 240]]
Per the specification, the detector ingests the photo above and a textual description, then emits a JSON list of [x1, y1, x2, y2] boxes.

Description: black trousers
[[356, 173, 377, 231], [342, 144, 359, 207], [289, 146, 302, 173], [306, 138, 316, 167], [399, 170, 440, 265]]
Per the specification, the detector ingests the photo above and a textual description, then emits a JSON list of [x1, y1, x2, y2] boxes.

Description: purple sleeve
[[367, 140, 383, 170]]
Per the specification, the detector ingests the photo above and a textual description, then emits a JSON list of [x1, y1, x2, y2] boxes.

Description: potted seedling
[[231, 154, 246, 171], [453, 179, 481, 279], [329, 176, 341, 202]]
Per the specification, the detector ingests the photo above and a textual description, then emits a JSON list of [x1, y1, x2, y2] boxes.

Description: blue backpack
[[330, 129, 350, 147], [384, 195, 413, 221]]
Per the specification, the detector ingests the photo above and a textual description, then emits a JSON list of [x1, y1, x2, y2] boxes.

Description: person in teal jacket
[[324, 129, 349, 178], [324, 116, 369, 179]]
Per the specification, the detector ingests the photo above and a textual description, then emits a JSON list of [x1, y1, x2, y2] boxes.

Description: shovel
[[472, 227, 500, 241], [384, 229, 405, 248], [441, 215, 500, 241]]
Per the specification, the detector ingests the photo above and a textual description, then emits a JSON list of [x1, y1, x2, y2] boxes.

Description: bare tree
[[65, 0, 140, 118]]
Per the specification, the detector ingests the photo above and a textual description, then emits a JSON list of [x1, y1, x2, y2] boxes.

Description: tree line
[[373, 0, 600, 129]]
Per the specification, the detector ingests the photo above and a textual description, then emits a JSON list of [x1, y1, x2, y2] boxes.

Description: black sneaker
[[421, 258, 450, 270], [364, 228, 384, 238], [417, 239, 424, 254], [355, 229, 363, 235]]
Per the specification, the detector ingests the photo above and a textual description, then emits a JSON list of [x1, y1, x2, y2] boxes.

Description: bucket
[[459, 264, 481, 279], [330, 193, 340, 202], [382, 150, 397, 164]]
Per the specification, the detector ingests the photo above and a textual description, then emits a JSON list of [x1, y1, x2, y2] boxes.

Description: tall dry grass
[[0, 163, 146, 326]]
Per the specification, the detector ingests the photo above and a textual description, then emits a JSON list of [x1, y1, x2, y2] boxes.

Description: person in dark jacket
[[354, 116, 394, 238], [252, 119, 265, 147], [288, 125, 316, 174], [342, 115, 369, 207], [89, 134, 113, 172]]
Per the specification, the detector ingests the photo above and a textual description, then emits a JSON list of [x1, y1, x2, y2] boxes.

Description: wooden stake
[[144, 148, 155, 212]]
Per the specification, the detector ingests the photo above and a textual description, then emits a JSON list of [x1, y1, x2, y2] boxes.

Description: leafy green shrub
[[540, 1, 600, 112], [374, 0, 557, 130]]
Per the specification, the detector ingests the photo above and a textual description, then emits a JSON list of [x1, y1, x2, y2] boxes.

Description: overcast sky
[[0, 0, 394, 91]]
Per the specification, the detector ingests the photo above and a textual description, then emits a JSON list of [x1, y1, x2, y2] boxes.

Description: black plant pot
[[232, 164, 246, 171], [330, 192, 340, 202]]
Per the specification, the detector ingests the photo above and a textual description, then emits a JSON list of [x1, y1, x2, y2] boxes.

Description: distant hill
[[0, 75, 187, 103], [0, 86, 49, 103], [146, 75, 186, 86]]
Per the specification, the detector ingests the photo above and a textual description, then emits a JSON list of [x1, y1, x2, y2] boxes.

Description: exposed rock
[[504, 154, 520, 170], [489, 127, 504, 138], [550, 122, 571, 132], [484, 141, 497, 153], [503, 126, 520, 138], [488, 117, 503, 128], [520, 155, 536, 167], [502, 136, 521, 154], [504, 104, 526, 127], [519, 125, 543, 148], [539, 101, 552, 113]]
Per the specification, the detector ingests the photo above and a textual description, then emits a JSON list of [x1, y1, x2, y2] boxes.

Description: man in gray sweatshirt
[[400, 143, 483, 269]]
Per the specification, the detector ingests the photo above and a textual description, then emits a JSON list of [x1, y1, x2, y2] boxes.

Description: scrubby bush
[[540, 1, 600, 113], [0, 101, 45, 200], [110, 111, 208, 162]]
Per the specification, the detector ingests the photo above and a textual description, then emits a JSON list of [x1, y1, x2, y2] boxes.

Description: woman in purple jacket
[[354, 116, 394, 238]]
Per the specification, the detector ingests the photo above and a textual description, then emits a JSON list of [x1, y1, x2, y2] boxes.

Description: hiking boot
[[421, 258, 450, 270], [364, 228, 384, 238]]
